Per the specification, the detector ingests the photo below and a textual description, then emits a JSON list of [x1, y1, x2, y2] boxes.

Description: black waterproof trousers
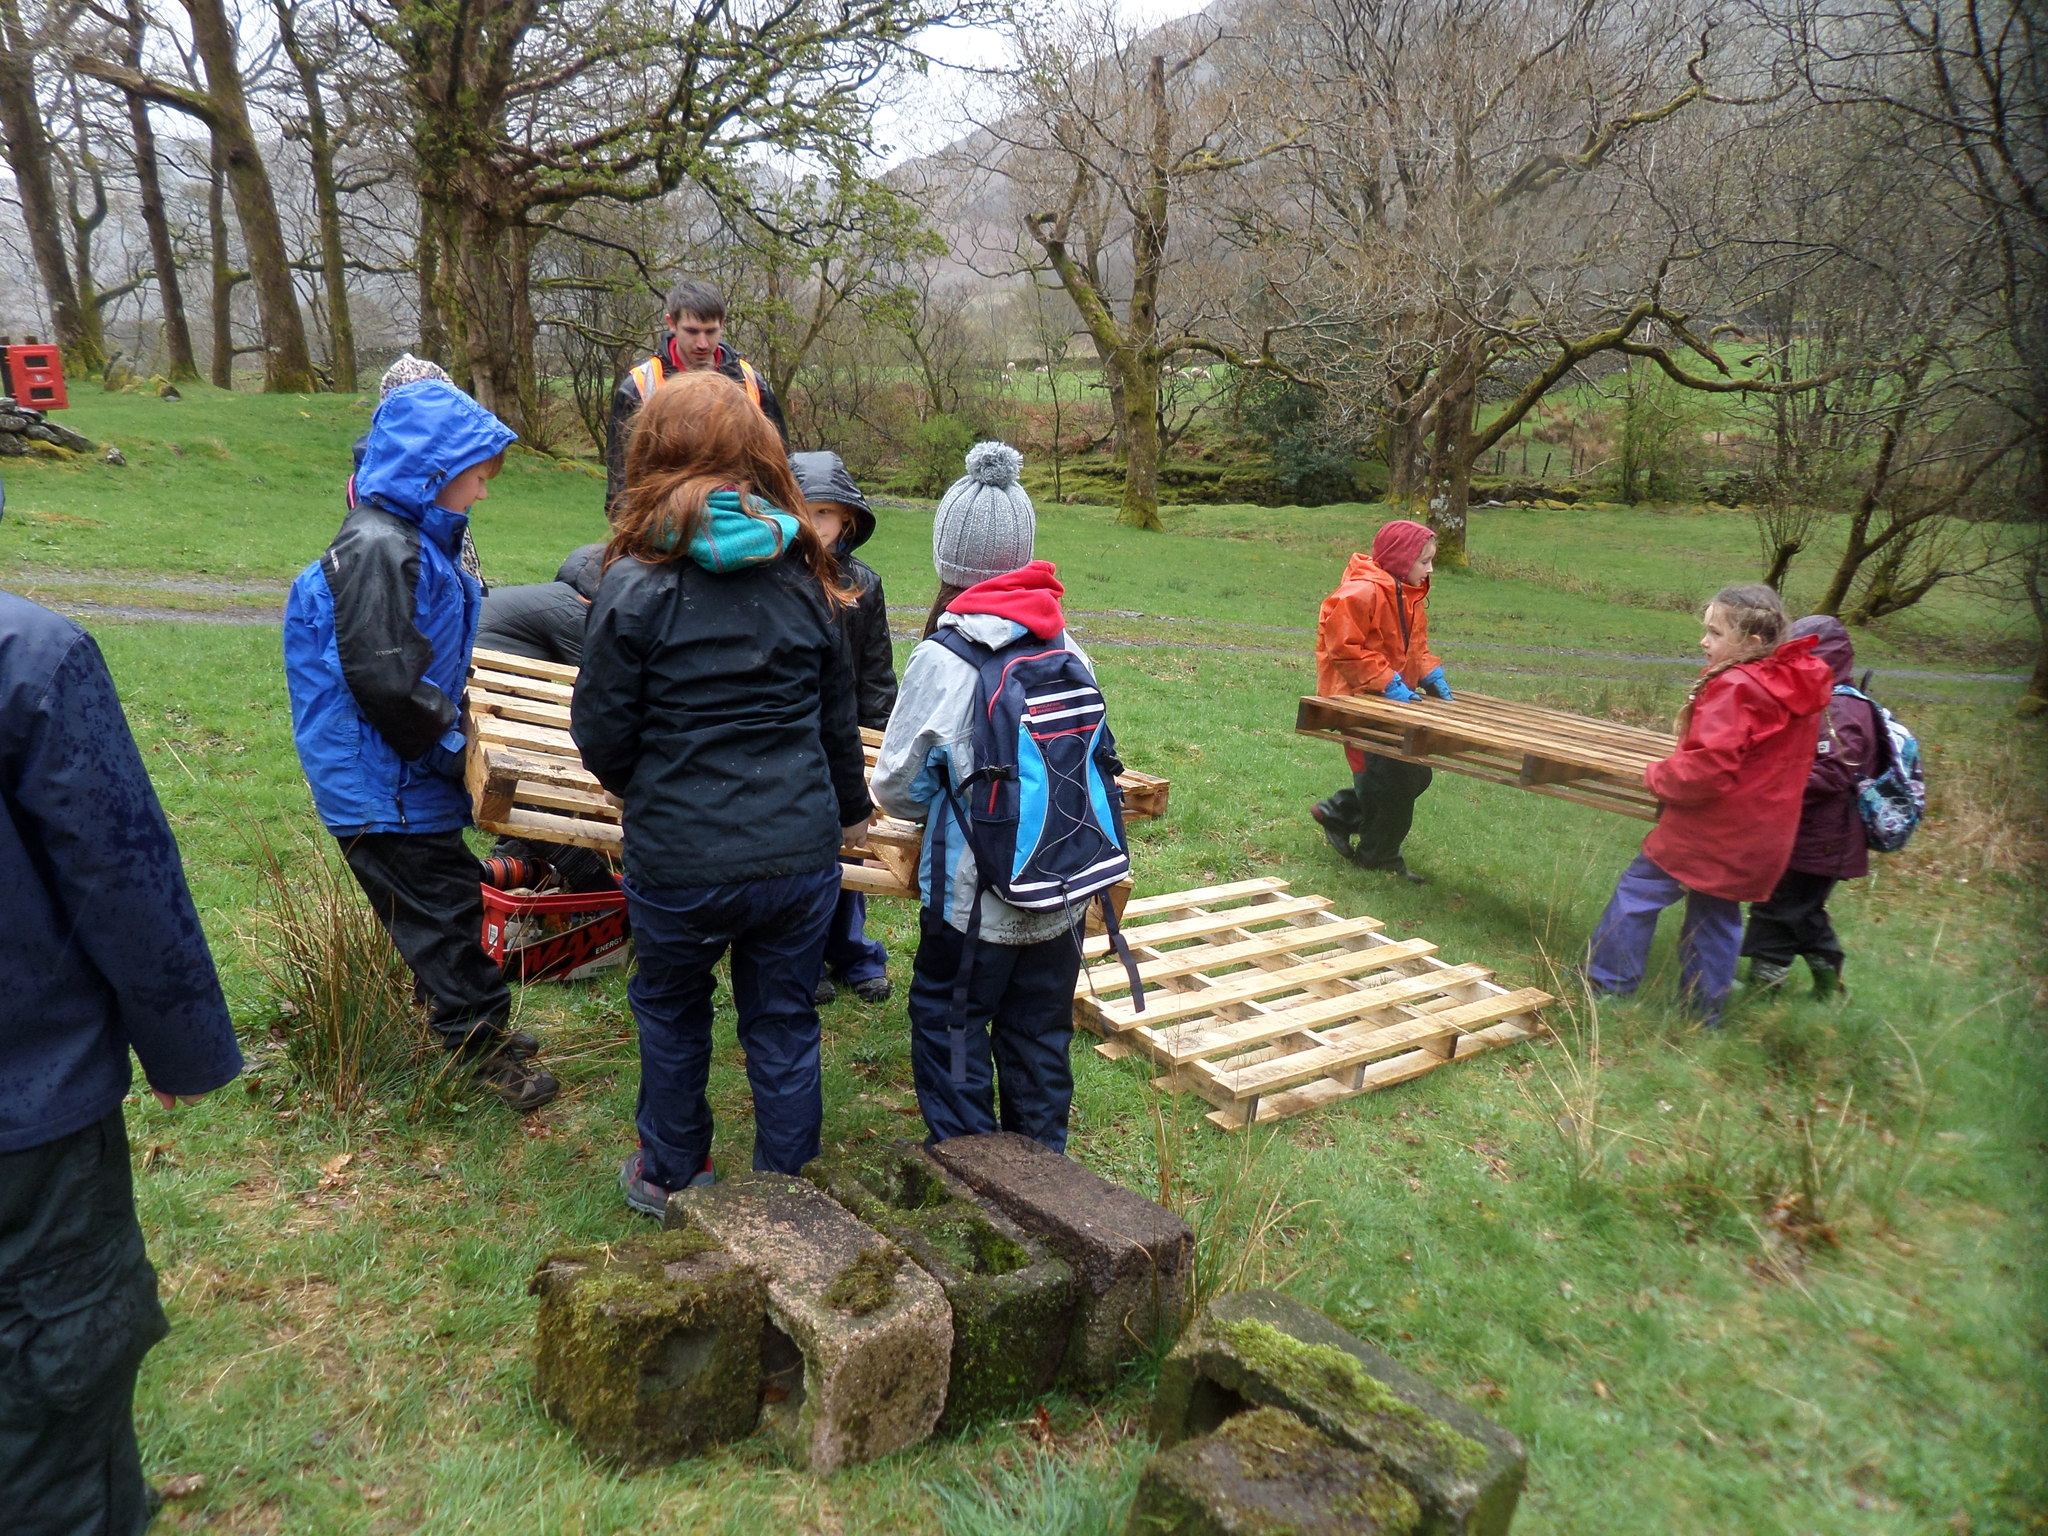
[[1, 1111, 168, 1536], [907, 909, 1084, 1153], [1741, 868, 1845, 971], [339, 829, 511, 1049], [1316, 755, 1434, 866]]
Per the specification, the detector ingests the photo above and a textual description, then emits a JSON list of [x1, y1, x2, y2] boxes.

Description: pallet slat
[[1295, 691, 1674, 821], [1076, 879, 1550, 1129], [464, 656, 1168, 900]]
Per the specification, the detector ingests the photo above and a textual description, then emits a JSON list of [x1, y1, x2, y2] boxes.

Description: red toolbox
[[1, 343, 67, 410], [480, 882, 630, 982]]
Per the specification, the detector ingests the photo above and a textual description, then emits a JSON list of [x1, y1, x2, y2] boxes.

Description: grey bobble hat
[[379, 352, 452, 398], [932, 441, 1034, 587]]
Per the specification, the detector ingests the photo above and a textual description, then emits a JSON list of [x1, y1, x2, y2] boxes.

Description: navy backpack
[[927, 626, 1146, 1080]]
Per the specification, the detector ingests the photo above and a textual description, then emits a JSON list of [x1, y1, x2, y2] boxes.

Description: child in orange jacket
[[1310, 518, 1449, 882]]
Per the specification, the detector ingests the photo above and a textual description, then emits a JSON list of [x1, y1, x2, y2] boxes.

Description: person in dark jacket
[[476, 543, 619, 892], [791, 450, 896, 1005], [475, 543, 606, 665], [1740, 615, 1878, 998], [1, 510, 243, 1530], [574, 372, 869, 1214], [605, 277, 787, 514], [283, 379, 558, 1111]]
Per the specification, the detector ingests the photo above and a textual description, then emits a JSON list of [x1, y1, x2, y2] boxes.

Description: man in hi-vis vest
[[606, 277, 788, 513]]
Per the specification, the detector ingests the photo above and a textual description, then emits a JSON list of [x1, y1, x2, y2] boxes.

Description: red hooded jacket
[[1641, 636, 1833, 902]]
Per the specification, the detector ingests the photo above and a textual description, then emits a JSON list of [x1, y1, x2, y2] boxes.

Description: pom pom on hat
[[933, 440, 1036, 588], [963, 440, 1024, 487]]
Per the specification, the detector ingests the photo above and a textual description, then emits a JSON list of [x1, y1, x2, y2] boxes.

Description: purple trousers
[[1586, 852, 1743, 1022]]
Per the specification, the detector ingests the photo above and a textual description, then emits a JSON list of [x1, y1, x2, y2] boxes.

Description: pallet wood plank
[[1080, 894, 1334, 958], [1091, 937, 1441, 1029], [1081, 913, 1387, 989]]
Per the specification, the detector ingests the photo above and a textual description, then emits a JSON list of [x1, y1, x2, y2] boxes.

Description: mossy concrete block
[[803, 1140, 1077, 1430], [928, 1132, 1193, 1388], [1126, 1406, 1421, 1536], [1153, 1290, 1525, 1536], [666, 1173, 951, 1472], [529, 1228, 764, 1470]]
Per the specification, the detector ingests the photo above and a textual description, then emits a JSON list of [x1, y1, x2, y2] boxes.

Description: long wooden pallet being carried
[[1295, 691, 1674, 820], [464, 648, 1168, 899], [1074, 879, 1550, 1129]]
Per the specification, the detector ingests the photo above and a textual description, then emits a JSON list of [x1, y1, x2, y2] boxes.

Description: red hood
[[1732, 635, 1833, 714], [1341, 552, 1427, 597], [949, 560, 1066, 639]]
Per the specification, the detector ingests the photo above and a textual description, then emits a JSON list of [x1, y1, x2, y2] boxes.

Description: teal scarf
[[657, 488, 800, 572]]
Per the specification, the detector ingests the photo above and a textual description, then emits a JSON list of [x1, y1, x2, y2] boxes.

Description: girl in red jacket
[[1586, 584, 1832, 1025]]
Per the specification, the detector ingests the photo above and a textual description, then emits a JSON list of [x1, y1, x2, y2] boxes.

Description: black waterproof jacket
[[477, 581, 588, 665], [605, 340, 787, 511], [0, 591, 242, 1152], [790, 451, 897, 731], [571, 547, 870, 890]]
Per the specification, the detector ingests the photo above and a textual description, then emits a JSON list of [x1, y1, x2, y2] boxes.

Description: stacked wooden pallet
[[1074, 878, 1549, 1129], [1295, 691, 1674, 819], [464, 648, 1167, 900]]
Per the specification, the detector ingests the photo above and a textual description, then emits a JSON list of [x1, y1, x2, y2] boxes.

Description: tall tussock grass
[[246, 833, 439, 1115]]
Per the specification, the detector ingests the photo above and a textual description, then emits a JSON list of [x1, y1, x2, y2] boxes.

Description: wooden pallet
[[1295, 691, 1674, 820], [464, 648, 1167, 899], [1074, 879, 1550, 1129]]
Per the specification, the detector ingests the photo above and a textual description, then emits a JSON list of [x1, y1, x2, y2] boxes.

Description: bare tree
[[272, 0, 355, 388], [983, 12, 1302, 529], [77, 0, 318, 390], [103, 0, 197, 378], [0, 0, 102, 369]]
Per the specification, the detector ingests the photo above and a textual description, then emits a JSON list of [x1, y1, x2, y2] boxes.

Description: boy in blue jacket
[[1, 480, 244, 1530], [283, 380, 557, 1111]]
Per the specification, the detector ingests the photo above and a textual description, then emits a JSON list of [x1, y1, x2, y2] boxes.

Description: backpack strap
[[924, 754, 983, 1086], [1095, 889, 1146, 1016], [628, 356, 665, 401]]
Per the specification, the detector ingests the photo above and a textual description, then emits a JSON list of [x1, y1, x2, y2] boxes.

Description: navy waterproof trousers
[[625, 865, 839, 1186], [906, 908, 1084, 1152], [821, 887, 889, 985], [1, 1111, 167, 1536]]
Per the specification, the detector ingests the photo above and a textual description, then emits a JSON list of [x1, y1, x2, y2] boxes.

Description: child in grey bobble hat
[[932, 441, 1035, 588]]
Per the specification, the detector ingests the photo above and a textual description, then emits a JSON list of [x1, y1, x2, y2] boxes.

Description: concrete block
[[804, 1140, 1076, 1430], [926, 1132, 1193, 1388], [1152, 1290, 1525, 1536], [529, 1228, 764, 1469], [666, 1173, 951, 1472], [1126, 1405, 1421, 1536]]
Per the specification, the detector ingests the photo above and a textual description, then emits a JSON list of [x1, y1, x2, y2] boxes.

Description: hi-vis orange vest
[[627, 353, 764, 413]]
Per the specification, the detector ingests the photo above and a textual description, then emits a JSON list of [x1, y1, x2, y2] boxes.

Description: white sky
[[877, 0, 1212, 164]]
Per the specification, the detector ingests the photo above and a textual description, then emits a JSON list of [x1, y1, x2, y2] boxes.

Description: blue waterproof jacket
[[0, 589, 242, 1151], [283, 381, 516, 835]]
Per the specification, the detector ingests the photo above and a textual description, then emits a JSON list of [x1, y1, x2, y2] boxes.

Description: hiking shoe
[[1309, 802, 1355, 861], [1747, 961, 1792, 993], [619, 1149, 713, 1220], [1809, 961, 1845, 1000], [851, 976, 892, 1004], [1360, 856, 1427, 885], [472, 1050, 559, 1112], [814, 974, 839, 1006]]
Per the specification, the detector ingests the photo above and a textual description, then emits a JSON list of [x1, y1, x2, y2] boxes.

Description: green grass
[[5, 392, 2042, 1533]]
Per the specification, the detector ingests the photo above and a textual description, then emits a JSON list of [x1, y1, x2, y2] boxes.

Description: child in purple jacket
[[1740, 615, 1878, 997]]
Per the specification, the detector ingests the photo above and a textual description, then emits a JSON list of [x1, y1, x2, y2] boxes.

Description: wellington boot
[[1747, 961, 1791, 993], [1809, 961, 1845, 1001]]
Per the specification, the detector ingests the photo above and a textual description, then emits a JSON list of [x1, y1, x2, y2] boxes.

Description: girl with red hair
[[1310, 518, 1450, 882]]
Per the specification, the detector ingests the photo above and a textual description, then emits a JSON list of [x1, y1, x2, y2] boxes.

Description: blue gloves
[[1382, 677, 1420, 703], [1419, 667, 1453, 701]]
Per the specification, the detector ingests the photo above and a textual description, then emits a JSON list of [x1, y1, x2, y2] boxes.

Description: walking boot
[[1746, 960, 1792, 994], [1309, 801, 1355, 861], [471, 1048, 560, 1112], [851, 975, 892, 1004], [1359, 855, 1427, 885], [1809, 960, 1845, 1000], [813, 974, 840, 1006]]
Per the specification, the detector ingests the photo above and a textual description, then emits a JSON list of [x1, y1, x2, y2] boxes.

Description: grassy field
[[2, 388, 2043, 1534]]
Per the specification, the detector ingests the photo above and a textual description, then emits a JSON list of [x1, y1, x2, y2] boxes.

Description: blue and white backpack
[[1833, 683, 1925, 853], [926, 626, 1146, 1080]]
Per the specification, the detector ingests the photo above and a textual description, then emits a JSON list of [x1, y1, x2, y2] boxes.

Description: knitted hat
[[379, 352, 452, 399], [932, 441, 1034, 587], [1370, 518, 1435, 582]]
